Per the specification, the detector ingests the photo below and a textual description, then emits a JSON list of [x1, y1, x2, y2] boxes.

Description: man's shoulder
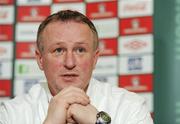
[[0, 83, 47, 123], [112, 86, 145, 104], [1, 83, 44, 110], [93, 78, 145, 104]]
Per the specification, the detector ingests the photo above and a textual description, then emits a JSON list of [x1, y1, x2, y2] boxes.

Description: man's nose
[[64, 51, 76, 69]]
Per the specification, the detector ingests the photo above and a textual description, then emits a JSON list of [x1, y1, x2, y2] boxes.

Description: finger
[[60, 86, 88, 97], [67, 105, 76, 124], [67, 122, 77, 124], [67, 111, 76, 124], [64, 91, 90, 105], [67, 117, 77, 124], [56, 86, 90, 105]]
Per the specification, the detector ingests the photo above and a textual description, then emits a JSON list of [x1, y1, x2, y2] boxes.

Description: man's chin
[[61, 76, 79, 83], [60, 81, 81, 88]]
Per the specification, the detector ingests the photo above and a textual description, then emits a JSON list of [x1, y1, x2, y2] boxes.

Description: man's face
[[36, 21, 99, 95]]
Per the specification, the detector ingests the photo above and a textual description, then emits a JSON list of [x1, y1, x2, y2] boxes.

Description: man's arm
[[126, 100, 153, 124], [0, 103, 9, 124]]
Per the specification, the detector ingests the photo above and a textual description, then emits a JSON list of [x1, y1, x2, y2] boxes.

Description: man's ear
[[35, 48, 44, 70], [93, 48, 100, 69]]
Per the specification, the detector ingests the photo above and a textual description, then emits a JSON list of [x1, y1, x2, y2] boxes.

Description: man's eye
[[55, 48, 64, 54], [76, 47, 86, 53]]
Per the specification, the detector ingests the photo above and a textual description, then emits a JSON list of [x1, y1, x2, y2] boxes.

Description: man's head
[[35, 10, 100, 95], [36, 10, 99, 53]]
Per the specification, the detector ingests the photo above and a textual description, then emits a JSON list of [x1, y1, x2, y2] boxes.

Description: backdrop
[[0, 0, 154, 116]]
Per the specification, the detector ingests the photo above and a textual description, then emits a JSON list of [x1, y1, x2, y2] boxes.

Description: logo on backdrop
[[129, 76, 147, 90], [124, 40, 147, 50], [119, 74, 153, 92], [18, 64, 29, 74], [128, 57, 142, 71], [123, 2, 146, 12], [120, 16, 153, 35], [123, 18, 148, 34], [99, 41, 113, 54], [98, 3, 106, 13], [119, 0, 153, 18], [30, 7, 38, 17], [87, 1, 117, 19], [16, 42, 35, 59], [0, 11, 8, 20], [21, 44, 35, 58]]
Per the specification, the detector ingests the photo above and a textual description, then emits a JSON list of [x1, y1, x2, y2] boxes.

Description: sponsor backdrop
[[154, 0, 180, 123], [0, 0, 154, 115]]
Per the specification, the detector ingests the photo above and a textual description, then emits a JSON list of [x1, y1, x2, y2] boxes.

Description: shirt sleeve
[[0, 103, 10, 124], [127, 100, 154, 124]]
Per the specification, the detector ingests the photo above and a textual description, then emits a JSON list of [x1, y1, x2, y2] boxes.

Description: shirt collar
[[40, 81, 52, 103]]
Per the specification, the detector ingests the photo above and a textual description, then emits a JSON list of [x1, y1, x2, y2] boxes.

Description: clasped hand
[[43, 86, 98, 124]]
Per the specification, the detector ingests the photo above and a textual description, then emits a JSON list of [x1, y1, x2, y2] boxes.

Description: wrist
[[43, 117, 65, 124]]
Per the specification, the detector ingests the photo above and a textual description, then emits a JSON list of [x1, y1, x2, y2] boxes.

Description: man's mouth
[[61, 73, 79, 81], [63, 74, 78, 77]]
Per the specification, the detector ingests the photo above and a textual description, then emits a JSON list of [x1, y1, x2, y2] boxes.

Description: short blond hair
[[36, 10, 99, 52]]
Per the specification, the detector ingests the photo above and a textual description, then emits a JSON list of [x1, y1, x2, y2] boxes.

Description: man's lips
[[60, 73, 79, 81], [61, 73, 79, 77]]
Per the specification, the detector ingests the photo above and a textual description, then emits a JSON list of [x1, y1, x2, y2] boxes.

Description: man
[[0, 10, 153, 124]]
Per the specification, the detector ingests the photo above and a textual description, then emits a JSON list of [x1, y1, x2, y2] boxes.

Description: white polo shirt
[[0, 78, 153, 124]]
